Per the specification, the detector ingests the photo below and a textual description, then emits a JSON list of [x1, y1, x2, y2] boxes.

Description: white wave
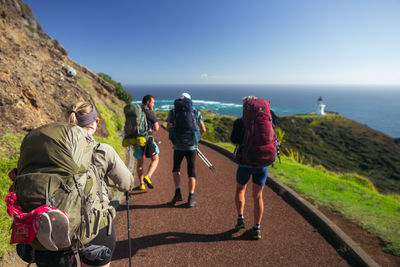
[[159, 104, 174, 110], [192, 100, 222, 105], [193, 100, 242, 107], [133, 98, 242, 112]]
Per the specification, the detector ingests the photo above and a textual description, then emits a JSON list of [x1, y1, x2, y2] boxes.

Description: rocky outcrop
[[0, 0, 120, 137]]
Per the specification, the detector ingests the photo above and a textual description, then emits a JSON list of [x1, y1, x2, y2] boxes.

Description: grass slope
[[270, 156, 400, 255], [278, 114, 400, 194], [0, 130, 23, 257]]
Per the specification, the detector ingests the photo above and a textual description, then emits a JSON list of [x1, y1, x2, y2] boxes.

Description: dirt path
[[111, 129, 353, 266]]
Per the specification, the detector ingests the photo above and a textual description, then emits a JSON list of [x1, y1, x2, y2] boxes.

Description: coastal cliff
[[0, 0, 125, 138]]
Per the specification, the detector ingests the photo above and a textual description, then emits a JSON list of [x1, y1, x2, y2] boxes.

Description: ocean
[[125, 85, 400, 138]]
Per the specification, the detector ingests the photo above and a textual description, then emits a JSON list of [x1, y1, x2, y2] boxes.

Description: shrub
[[98, 73, 133, 104], [337, 173, 377, 192]]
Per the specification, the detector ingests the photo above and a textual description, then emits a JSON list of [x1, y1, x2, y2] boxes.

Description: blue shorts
[[236, 166, 269, 186], [134, 142, 160, 159]]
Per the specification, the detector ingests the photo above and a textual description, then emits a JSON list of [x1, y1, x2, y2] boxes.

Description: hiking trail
[[111, 128, 351, 266]]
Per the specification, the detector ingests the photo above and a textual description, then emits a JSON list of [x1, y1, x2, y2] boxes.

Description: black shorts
[[172, 150, 197, 178], [82, 226, 116, 266]]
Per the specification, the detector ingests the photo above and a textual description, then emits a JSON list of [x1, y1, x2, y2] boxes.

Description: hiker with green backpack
[[67, 101, 134, 266], [6, 101, 133, 267], [122, 94, 160, 191], [167, 93, 206, 207]]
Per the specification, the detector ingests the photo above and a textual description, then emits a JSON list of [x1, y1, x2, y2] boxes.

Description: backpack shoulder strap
[[170, 109, 176, 123], [92, 143, 104, 203], [73, 174, 90, 238]]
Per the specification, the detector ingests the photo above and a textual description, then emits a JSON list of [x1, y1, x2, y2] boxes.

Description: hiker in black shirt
[[134, 94, 160, 190]]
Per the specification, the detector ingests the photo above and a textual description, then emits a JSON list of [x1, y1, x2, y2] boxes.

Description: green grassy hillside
[[278, 114, 400, 194], [270, 156, 400, 255]]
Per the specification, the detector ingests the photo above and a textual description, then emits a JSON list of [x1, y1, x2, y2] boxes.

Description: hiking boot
[[139, 183, 145, 190], [235, 218, 245, 230], [171, 189, 182, 204], [246, 227, 261, 240], [144, 175, 154, 189], [188, 194, 197, 208]]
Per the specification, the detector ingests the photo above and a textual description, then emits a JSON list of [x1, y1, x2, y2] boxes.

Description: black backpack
[[169, 98, 200, 146]]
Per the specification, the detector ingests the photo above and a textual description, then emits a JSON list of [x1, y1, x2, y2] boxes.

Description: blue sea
[[125, 85, 400, 138]]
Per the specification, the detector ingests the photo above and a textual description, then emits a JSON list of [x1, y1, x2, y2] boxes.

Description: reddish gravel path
[[111, 129, 351, 266]]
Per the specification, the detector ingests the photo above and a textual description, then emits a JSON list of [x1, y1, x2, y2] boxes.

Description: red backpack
[[236, 98, 277, 167]]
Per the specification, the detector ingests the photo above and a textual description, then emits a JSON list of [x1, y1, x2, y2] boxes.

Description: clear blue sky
[[24, 0, 400, 86]]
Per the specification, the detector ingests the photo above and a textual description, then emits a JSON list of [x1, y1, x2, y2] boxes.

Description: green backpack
[[14, 122, 114, 251], [123, 103, 148, 139]]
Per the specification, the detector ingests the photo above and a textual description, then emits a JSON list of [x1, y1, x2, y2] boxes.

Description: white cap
[[182, 93, 191, 99]]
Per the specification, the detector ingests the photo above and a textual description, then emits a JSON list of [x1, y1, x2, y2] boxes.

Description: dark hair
[[142, 94, 154, 105]]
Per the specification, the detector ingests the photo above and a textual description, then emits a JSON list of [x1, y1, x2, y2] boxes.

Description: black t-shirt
[[231, 118, 245, 144], [144, 108, 157, 131]]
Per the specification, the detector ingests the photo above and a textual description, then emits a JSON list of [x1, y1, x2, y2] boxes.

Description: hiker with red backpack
[[230, 96, 278, 240], [167, 93, 206, 207]]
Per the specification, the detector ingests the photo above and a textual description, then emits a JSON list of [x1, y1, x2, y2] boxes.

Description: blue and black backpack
[[169, 97, 201, 146]]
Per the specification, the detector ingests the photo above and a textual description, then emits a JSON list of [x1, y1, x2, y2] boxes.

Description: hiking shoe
[[246, 227, 261, 240], [139, 183, 145, 190], [188, 195, 197, 208], [235, 218, 245, 230], [144, 175, 154, 189], [171, 190, 182, 204]]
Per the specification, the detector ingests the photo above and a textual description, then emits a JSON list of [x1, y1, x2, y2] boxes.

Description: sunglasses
[[96, 117, 100, 125]]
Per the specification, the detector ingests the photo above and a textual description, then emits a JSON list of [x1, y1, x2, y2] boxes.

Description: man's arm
[[153, 121, 159, 131], [199, 121, 206, 135], [147, 110, 159, 131], [196, 110, 206, 135]]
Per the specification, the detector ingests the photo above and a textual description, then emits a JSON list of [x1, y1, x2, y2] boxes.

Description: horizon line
[[123, 83, 400, 87]]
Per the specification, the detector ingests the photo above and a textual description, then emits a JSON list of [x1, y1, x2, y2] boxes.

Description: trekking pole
[[196, 149, 210, 167], [197, 149, 213, 169], [125, 191, 132, 267], [126, 145, 134, 267], [277, 148, 281, 164], [196, 148, 215, 172]]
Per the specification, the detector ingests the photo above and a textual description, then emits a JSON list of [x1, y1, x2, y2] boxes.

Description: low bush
[[98, 73, 133, 104]]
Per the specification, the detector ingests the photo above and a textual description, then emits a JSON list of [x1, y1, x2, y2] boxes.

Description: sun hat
[[181, 93, 191, 99]]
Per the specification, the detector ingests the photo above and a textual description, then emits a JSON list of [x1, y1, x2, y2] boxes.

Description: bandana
[[6, 192, 69, 245], [77, 105, 98, 127]]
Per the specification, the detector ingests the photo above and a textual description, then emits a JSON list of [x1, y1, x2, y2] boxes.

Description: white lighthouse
[[316, 96, 326, 115]]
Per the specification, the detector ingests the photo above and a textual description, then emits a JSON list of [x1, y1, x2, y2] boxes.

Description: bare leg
[[188, 177, 196, 192], [146, 154, 159, 178], [136, 157, 144, 185], [252, 183, 264, 225], [235, 183, 247, 216]]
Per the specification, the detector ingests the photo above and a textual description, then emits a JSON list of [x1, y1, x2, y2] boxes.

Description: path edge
[[198, 139, 379, 267]]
